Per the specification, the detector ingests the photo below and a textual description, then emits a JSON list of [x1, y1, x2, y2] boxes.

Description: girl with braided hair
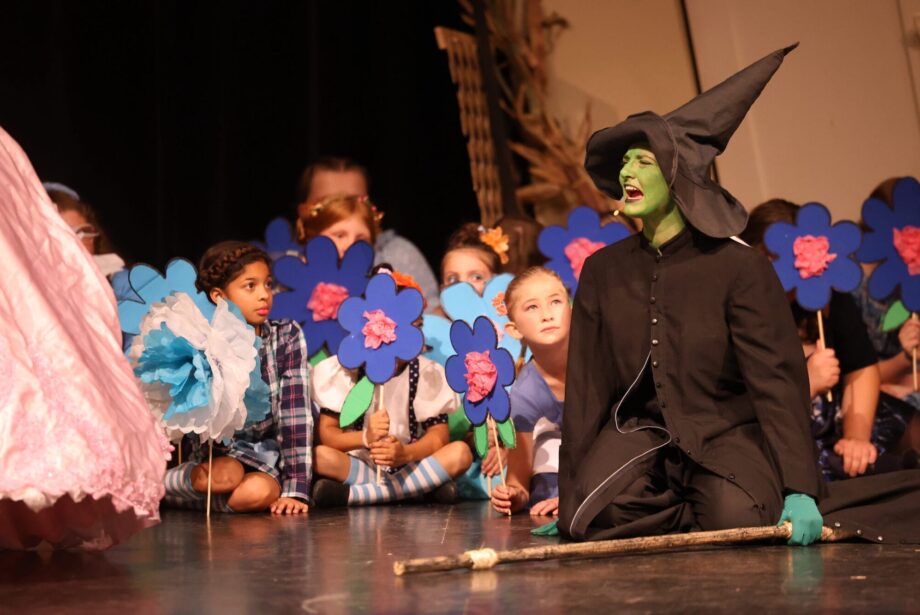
[[162, 241, 313, 514]]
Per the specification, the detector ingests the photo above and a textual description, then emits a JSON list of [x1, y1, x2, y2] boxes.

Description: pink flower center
[[894, 226, 920, 276], [464, 350, 498, 402], [565, 237, 606, 280], [362, 309, 398, 349], [793, 235, 837, 279], [307, 282, 350, 322], [492, 292, 508, 317]]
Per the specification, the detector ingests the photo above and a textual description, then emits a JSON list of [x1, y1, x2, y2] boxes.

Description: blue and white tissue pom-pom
[[130, 293, 270, 442], [243, 341, 272, 427]]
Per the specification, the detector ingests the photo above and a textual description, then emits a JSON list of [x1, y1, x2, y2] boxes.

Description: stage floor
[[1, 502, 918, 614]]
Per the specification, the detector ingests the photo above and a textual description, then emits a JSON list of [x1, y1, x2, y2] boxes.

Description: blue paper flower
[[135, 324, 212, 421], [444, 316, 515, 426], [422, 273, 529, 366], [337, 273, 425, 384], [133, 294, 270, 441], [422, 313, 454, 365], [252, 217, 304, 263], [270, 236, 374, 357], [856, 178, 920, 311], [118, 259, 215, 336], [538, 206, 630, 292], [764, 203, 862, 311]]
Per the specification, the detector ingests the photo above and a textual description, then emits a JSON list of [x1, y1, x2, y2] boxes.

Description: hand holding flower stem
[[488, 416, 511, 516]]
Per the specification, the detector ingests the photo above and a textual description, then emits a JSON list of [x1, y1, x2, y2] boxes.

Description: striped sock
[[162, 462, 233, 512], [347, 457, 450, 506]]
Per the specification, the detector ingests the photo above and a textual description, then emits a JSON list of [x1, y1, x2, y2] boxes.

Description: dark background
[[0, 1, 478, 272]]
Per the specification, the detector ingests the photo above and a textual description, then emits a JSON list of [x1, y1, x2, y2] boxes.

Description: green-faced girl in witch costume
[[629, 143, 821, 544], [537, 44, 920, 546]]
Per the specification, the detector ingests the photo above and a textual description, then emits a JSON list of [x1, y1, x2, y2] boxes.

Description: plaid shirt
[[218, 319, 313, 502]]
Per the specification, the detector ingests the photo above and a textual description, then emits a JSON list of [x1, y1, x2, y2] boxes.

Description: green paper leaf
[[340, 376, 374, 428], [448, 411, 472, 442], [882, 301, 910, 332], [473, 422, 489, 458], [497, 418, 516, 449], [531, 520, 559, 537], [308, 346, 331, 367]]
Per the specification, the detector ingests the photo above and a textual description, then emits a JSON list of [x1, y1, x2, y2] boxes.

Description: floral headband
[[478, 226, 510, 265], [308, 193, 384, 224], [376, 266, 427, 310]]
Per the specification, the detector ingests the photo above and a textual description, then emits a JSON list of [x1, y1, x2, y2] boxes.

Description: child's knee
[[228, 474, 281, 512], [314, 445, 349, 481], [314, 445, 336, 472], [438, 441, 473, 477], [191, 457, 245, 493]]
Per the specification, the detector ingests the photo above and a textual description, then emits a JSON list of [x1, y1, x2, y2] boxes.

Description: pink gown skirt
[[0, 126, 169, 549]]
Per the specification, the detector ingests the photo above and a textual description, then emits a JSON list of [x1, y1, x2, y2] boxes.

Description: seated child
[[296, 192, 382, 259], [852, 178, 920, 458], [295, 156, 440, 310], [742, 200, 914, 480], [163, 242, 312, 514], [438, 223, 510, 488], [490, 267, 569, 515], [310, 270, 473, 506]]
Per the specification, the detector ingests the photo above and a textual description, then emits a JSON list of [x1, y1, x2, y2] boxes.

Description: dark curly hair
[[196, 241, 271, 299]]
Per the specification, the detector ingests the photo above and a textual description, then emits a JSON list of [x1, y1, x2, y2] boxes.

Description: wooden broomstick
[[393, 522, 856, 576], [816, 310, 833, 403]]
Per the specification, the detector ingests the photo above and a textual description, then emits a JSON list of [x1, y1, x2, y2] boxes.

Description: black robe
[[559, 228, 920, 543]]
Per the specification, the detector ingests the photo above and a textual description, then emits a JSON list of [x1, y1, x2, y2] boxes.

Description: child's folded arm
[[401, 423, 450, 464], [317, 412, 366, 452]]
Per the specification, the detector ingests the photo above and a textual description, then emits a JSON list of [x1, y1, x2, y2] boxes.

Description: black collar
[[638, 226, 693, 258]]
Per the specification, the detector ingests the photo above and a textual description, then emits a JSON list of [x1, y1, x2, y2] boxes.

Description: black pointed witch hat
[[585, 44, 798, 238]]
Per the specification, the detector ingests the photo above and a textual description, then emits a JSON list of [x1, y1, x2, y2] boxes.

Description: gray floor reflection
[[0, 503, 916, 614]]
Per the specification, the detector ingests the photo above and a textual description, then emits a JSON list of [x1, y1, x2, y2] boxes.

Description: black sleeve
[[559, 256, 618, 520], [828, 291, 878, 375], [728, 252, 822, 500]]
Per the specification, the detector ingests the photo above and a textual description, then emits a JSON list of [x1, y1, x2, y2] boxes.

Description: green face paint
[[618, 143, 685, 247], [619, 145, 671, 218]]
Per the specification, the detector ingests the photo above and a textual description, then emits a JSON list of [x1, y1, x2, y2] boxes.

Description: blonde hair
[[503, 266, 566, 319], [295, 193, 382, 245]]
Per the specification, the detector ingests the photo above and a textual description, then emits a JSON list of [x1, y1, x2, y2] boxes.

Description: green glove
[[777, 493, 823, 546], [531, 519, 559, 537]]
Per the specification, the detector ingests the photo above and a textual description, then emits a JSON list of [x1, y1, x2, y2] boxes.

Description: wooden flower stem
[[816, 310, 833, 403], [376, 384, 385, 485], [393, 523, 856, 576], [913, 313, 918, 391], [485, 422, 492, 499], [206, 440, 213, 520]]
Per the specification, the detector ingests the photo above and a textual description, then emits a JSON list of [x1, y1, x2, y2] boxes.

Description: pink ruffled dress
[[0, 126, 169, 549]]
